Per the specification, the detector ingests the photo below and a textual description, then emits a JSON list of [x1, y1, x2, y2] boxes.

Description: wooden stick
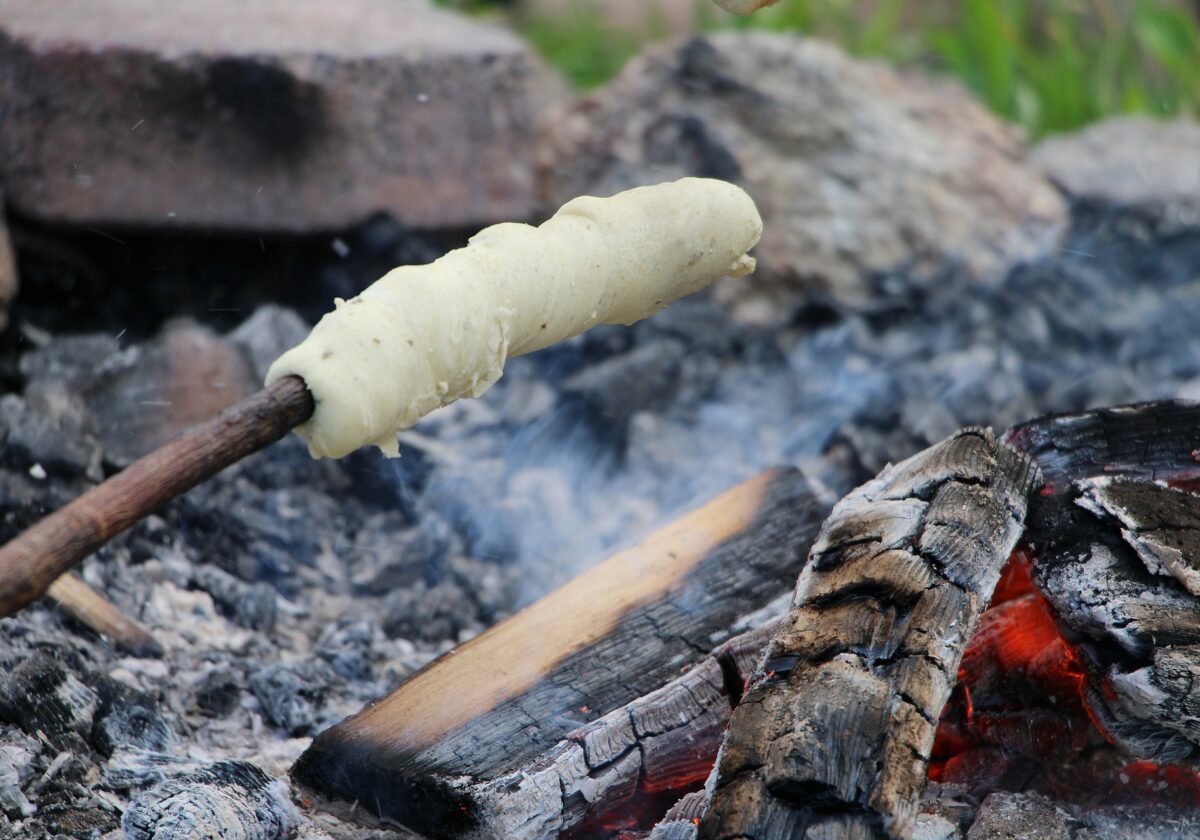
[[47, 574, 163, 659], [0, 375, 314, 618], [290, 467, 826, 839]]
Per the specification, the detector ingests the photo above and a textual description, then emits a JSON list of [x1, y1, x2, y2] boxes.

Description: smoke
[[373, 205, 1200, 609]]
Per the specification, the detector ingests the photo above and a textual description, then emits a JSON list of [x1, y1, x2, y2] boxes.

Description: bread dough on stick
[[266, 178, 762, 459]]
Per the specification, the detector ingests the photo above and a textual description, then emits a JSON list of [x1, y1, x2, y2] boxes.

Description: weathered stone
[[87, 319, 257, 465], [0, 0, 553, 232], [539, 34, 1067, 321], [1032, 116, 1200, 211]]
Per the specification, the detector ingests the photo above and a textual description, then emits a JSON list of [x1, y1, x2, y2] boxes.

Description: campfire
[[3, 2, 1200, 840]]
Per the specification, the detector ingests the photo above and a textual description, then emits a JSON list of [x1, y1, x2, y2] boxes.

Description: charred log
[[1026, 476, 1200, 763], [291, 467, 826, 839], [696, 428, 1041, 840], [1005, 399, 1200, 491]]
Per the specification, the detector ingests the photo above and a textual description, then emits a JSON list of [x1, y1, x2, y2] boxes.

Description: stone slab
[[0, 0, 551, 232]]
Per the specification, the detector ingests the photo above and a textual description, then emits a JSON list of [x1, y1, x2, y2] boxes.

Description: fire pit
[[3, 4, 1200, 840]]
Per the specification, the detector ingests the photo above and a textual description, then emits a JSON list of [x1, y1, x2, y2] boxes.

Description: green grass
[[521, 5, 649, 90], [438, 0, 1200, 137]]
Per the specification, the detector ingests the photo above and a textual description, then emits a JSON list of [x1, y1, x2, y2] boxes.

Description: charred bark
[[1026, 474, 1200, 763], [696, 428, 1041, 840], [459, 620, 778, 838], [122, 761, 298, 840], [1005, 399, 1200, 491], [291, 467, 826, 839]]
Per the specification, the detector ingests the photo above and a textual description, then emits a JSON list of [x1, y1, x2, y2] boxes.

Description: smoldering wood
[[0, 375, 314, 618], [1005, 399, 1200, 491], [1076, 476, 1200, 596], [291, 467, 826, 839], [453, 619, 779, 839], [1025, 477, 1200, 763], [696, 428, 1041, 840], [47, 574, 163, 658], [651, 791, 709, 840], [121, 760, 298, 840]]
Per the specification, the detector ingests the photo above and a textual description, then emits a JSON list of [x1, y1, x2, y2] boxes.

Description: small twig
[[48, 574, 163, 658], [0, 375, 314, 618]]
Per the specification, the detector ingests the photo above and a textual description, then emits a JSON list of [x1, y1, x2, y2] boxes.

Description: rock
[[522, 0, 714, 35], [0, 393, 98, 477], [1032, 116, 1200, 211], [0, 195, 15, 332], [539, 34, 1067, 321], [0, 0, 553, 232]]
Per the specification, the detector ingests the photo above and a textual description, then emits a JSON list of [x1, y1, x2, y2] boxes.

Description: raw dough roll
[[266, 177, 762, 458]]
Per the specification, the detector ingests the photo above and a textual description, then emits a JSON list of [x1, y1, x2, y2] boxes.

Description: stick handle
[[0, 375, 314, 618]]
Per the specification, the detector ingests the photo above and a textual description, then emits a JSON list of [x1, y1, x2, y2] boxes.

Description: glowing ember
[[930, 549, 1200, 811]]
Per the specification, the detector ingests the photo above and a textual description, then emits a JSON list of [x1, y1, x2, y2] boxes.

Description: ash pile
[[2, 6, 1200, 840]]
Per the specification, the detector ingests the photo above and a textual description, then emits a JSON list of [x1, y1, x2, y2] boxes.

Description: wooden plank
[[290, 467, 826, 838]]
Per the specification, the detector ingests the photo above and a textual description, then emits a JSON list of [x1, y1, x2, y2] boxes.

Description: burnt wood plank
[[696, 428, 1041, 840], [291, 467, 825, 838], [461, 619, 779, 838]]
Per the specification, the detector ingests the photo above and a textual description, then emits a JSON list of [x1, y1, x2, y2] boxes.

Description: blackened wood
[[122, 761, 298, 840], [459, 620, 778, 839], [651, 791, 709, 840], [47, 574, 163, 658], [1026, 478, 1200, 762], [0, 375, 313, 618], [698, 428, 1040, 840], [0, 652, 99, 751], [291, 468, 825, 839], [1005, 399, 1200, 492], [1076, 476, 1200, 596]]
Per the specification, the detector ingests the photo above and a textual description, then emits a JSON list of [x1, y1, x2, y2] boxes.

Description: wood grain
[[291, 467, 826, 838], [696, 428, 1041, 840]]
